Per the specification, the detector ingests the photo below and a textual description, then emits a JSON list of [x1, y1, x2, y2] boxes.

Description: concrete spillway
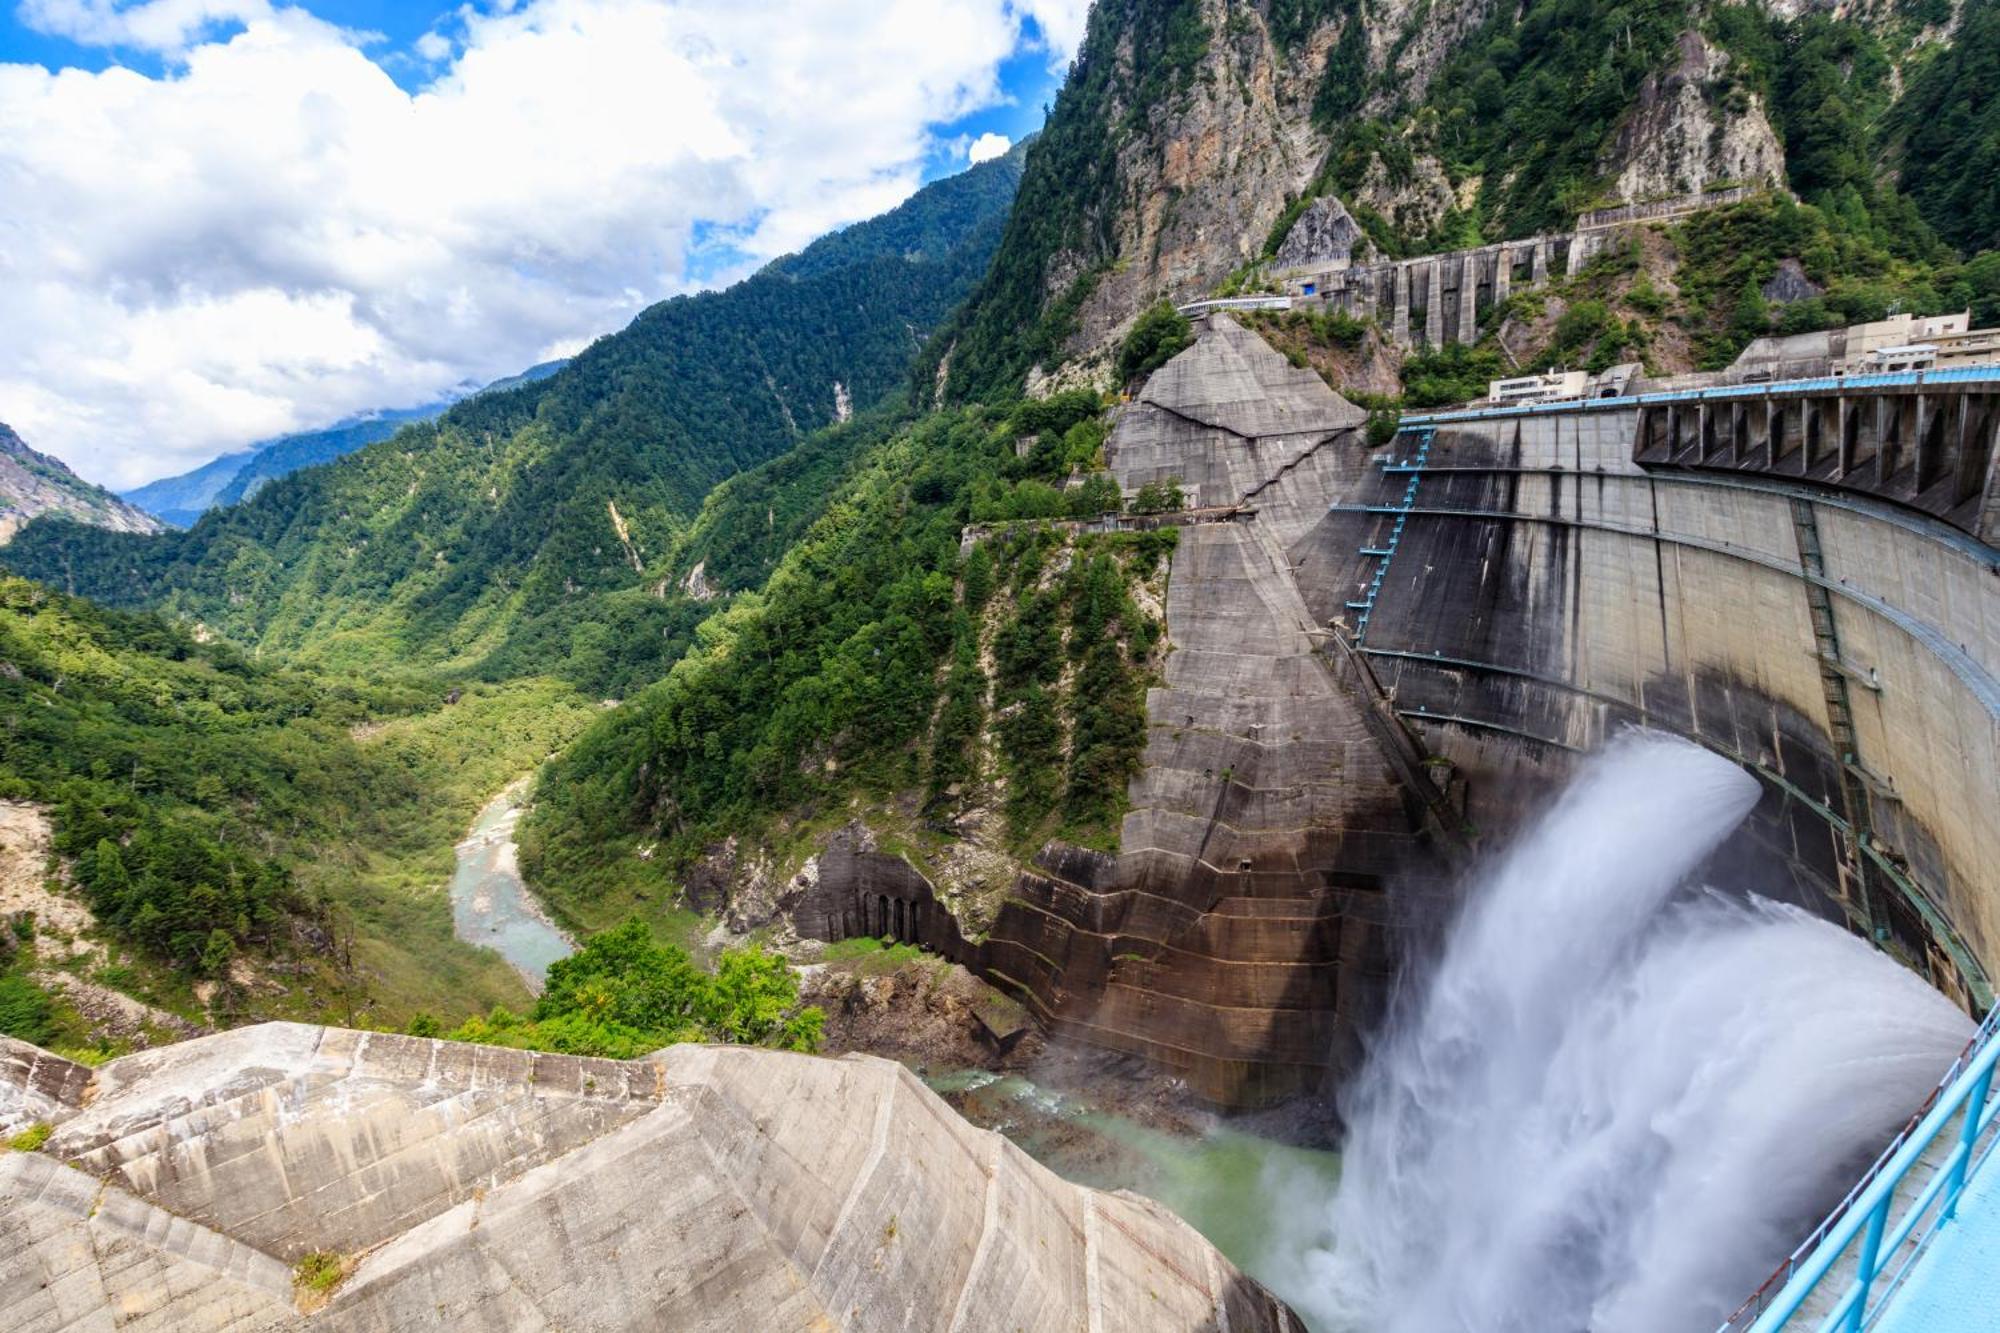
[[0, 1024, 1297, 1331]]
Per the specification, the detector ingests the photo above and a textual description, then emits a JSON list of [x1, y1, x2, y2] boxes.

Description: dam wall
[[797, 319, 1446, 1107], [801, 321, 1996, 1105], [1296, 400, 2000, 1009]]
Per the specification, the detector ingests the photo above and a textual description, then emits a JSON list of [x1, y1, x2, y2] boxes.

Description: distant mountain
[[122, 360, 569, 527], [118, 448, 256, 527], [4, 147, 1028, 693], [0, 422, 161, 544]]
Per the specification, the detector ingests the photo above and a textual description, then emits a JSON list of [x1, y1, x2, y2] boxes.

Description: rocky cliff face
[[0, 423, 160, 545], [1062, 0, 1335, 363], [1601, 31, 1787, 202]]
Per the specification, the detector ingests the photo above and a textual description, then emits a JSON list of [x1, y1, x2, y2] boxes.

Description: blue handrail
[[1402, 364, 2000, 428], [1737, 1005, 2000, 1331]]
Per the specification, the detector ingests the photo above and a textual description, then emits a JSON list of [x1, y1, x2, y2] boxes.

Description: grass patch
[[6, 1122, 52, 1152], [821, 937, 929, 976], [293, 1251, 349, 1310]]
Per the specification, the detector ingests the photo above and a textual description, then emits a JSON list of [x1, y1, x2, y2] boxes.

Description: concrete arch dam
[[1310, 381, 1999, 1016], [794, 318, 1999, 1109]]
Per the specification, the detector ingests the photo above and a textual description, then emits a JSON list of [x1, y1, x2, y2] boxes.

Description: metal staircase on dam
[[1344, 425, 1434, 643], [1727, 1004, 2000, 1331], [1787, 497, 1885, 938]]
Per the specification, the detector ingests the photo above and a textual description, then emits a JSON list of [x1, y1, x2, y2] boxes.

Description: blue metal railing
[[1726, 1004, 2000, 1331], [1402, 365, 2000, 428]]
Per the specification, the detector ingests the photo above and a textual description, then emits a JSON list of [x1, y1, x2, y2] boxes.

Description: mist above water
[[1273, 733, 1972, 1333]]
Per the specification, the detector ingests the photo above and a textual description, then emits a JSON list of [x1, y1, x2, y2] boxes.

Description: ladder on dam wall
[[1728, 1003, 2000, 1332], [1346, 426, 1435, 643], [1788, 498, 1883, 938]]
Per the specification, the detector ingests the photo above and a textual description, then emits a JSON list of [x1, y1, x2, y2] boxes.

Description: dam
[[778, 316, 2000, 1325], [4, 315, 1994, 1330]]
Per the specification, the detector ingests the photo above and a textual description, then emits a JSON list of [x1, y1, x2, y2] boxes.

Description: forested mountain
[[0, 575, 592, 1044], [4, 145, 1028, 693], [116, 448, 255, 528], [929, 0, 2000, 401], [122, 362, 569, 527], [526, 0, 2000, 934], [9, 0, 2000, 1053]]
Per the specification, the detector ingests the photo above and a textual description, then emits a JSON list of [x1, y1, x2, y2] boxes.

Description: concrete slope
[[966, 316, 1438, 1107], [1, 1023, 1296, 1332]]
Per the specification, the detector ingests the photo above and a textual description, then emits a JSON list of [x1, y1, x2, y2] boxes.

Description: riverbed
[[926, 1068, 1339, 1321], [449, 779, 574, 991]]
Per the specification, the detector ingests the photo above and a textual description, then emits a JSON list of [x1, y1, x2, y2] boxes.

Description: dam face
[[1303, 386, 2000, 1011], [787, 318, 1998, 1109]]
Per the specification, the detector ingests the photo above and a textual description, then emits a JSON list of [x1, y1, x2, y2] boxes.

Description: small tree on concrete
[[1129, 479, 1185, 514]]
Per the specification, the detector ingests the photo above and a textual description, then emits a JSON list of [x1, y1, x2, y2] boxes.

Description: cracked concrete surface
[[2, 1023, 1296, 1331]]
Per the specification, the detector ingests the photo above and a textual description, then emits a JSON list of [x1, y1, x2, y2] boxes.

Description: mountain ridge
[[2, 145, 1030, 694], [0, 423, 161, 545], [121, 360, 571, 527]]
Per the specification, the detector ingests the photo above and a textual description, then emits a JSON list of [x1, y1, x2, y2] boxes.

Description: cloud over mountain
[[0, 0, 1087, 487]]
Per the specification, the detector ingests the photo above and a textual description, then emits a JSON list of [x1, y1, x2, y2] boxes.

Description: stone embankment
[[0, 1022, 1299, 1331]]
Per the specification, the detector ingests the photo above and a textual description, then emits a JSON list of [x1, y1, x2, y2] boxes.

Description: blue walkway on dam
[[1400, 363, 2000, 429], [1870, 1159, 2000, 1332], [1733, 1006, 2000, 1331]]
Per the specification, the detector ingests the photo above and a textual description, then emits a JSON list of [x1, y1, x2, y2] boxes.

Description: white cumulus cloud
[[0, 0, 1083, 489], [966, 131, 1010, 163]]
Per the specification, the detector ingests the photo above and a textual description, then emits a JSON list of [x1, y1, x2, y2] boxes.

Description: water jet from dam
[[1272, 733, 1973, 1332]]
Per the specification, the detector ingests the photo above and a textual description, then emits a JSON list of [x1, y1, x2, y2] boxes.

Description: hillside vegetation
[[0, 575, 597, 1041], [521, 389, 1168, 933], [4, 147, 1028, 696]]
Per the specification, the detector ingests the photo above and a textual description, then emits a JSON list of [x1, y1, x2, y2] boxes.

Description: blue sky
[[0, 0, 1082, 486]]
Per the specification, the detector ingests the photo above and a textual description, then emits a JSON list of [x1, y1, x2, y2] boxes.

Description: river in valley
[[449, 779, 574, 991]]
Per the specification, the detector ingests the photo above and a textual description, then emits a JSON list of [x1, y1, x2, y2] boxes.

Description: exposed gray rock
[[1601, 31, 1785, 203], [1763, 258, 1825, 304], [2, 1022, 1297, 1331], [0, 422, 161, 545], [1273, 196, 1364, 273], [1051, 0, 1336, 369]]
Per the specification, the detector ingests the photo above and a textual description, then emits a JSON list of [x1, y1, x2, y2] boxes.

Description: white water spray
[[1274, 733, 1973, 1333]]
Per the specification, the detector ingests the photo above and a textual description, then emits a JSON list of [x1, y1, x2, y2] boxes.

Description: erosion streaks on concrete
[[0, 1022, 1295, 1331]]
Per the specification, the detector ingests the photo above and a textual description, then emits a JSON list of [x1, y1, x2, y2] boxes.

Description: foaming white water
[[1272, 733, 1973, 1333]]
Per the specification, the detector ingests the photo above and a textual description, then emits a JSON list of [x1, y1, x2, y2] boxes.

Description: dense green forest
[[1311, 0, 1993, 257], [0, 575, 595, 1045], [3, 146, 1028, 696], [429, 919, 822, 1059], [520, 387, 1167, 930]]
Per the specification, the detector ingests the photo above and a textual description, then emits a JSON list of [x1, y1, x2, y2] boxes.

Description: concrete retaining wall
[[0, 1023, 1299, 1332]]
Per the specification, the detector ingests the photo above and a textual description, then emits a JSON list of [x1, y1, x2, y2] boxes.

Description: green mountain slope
[[930, 0, 1999, 404], [0, 575, 597, 1041], [5, 148, 1027, 693]]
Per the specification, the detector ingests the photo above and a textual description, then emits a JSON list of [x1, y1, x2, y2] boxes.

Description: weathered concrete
[[1303, 404, 2000, 1011], [0, 1034, 90, 1137], [1, 1023, 1295, 1331], [1633, 383, 2000, 546], [801, 320, 1451, 1107]]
